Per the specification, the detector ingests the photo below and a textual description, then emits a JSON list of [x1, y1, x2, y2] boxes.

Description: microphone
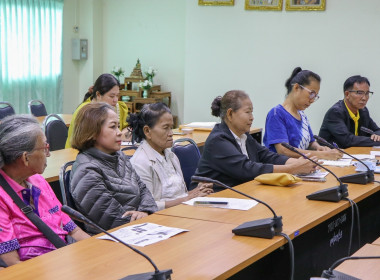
[[320, 255, 380, 279], [360, 126, 374, 135], [61, 205, 173, 280], [280, 142, 348, 202], [191, 176, 283, 239], [314, 135, 374, 185]]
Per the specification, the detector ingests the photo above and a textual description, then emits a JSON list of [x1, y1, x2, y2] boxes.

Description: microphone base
[[306, 184, 348, 202], [122, 269, 173, 280], [339, 171, 374, 185], [232, 217, 283, 239], [321, 269, 360, 280]]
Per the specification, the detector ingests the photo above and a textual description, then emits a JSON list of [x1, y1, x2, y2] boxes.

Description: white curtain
[[0, 0, 64, 114]]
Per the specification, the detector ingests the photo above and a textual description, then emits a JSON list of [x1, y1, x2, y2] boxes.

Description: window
[[0, 0, 64, 114]]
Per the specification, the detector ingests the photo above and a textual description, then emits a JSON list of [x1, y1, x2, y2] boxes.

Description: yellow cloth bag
[[255, 173, 301, 186]]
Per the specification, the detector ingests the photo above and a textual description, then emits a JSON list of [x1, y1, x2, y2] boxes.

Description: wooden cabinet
[[119, 78, 172, 114]]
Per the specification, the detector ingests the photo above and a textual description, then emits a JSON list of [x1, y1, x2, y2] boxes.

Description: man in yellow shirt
[[319, 75, 380, 148]]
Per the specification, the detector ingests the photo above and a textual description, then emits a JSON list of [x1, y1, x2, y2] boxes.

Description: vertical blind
[[0, 0, 64, 114]]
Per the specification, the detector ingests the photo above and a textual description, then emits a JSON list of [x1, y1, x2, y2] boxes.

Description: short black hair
[[343, 75, 370, 92]]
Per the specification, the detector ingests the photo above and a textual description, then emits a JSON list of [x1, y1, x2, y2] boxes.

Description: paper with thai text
[[98, 223, 188, 247]]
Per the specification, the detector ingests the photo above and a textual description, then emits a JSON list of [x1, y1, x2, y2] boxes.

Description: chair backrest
[[171, 138, 201, 190], [28, 99, 48, 117], [121, 145, 138, 159], [43, 114, 68, 151], [58, 160, 85, 230], [59, 161, 76, 207], [0, 102, 15, 120]]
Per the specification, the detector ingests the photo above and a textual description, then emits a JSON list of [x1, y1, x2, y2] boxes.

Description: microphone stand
[[314, 135, 374, 184], [61, 205, 173, 280], [281, 142, 348, 202], [191, 176, 283, 239], [321, 255, 380, 279], [360, 126, 375, 135]]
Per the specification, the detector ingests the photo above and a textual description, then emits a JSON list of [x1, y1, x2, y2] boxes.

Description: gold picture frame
[[245, 0, 283, 11], [286, 0, 325, 11], [198, 0, 234, 6]]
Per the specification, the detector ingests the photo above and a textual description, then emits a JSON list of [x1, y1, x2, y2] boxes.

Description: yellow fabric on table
[[255, 173, 301, 187], [65, 98, 129, 148]]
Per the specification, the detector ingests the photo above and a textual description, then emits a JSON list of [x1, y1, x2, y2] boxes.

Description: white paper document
[[183, 122, 217, 129], [321, 158, 352, 167], [342, 154, 375, 160], [183, 197, 258, 210], [370, 151, 380, 157], [297, 170, 329, 179], [98, 223, 188, 247], [121, 141, 139, 146]]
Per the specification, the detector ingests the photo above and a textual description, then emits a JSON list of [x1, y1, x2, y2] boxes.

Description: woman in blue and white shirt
[[264, 67, 341, 160]]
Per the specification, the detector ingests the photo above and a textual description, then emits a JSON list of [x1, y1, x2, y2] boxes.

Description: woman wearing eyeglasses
[[0, 115, 89, 267], [263, 67, 342, 160]]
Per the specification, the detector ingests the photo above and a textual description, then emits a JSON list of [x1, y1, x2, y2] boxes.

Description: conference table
[[36, 113, 73, 127], [2, 147, 380, 279], [333, 243, 380, 280]]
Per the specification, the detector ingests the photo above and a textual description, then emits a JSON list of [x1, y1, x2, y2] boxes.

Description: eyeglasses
[[33, 142, 50, 155], [299, 84, 320, 101], [348, 90, 373, 97]]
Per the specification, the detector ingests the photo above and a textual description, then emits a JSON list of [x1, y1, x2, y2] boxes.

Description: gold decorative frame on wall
[[198, 0, 234, 6], [286, 0, 325, 11], [245, 0, 283, 11]]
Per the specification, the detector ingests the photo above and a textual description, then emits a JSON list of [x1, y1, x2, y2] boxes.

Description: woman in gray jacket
[[70, 102, 157, 234]]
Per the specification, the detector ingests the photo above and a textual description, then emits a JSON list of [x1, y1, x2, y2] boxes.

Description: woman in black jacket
[[194, 90, 317, 190]]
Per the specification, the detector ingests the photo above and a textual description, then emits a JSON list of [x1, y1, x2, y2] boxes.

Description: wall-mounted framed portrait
[[245, 0, 283, 11], [286, 0, 325, 11], [198, 0, 234, 6]]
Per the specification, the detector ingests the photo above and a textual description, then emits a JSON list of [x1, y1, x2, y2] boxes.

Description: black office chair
[[43, 114, 68, 151], [171, 138, 201, 191], [58, 161, 85, 230], [28, 99, 48, 117], [0, 101, 15, 120]]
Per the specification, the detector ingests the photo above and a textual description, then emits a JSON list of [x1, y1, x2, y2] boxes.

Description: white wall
[[102, 0, 186, 121], [62, 0, 80, 113], [184, 1, 380, 133], [62, 0, 104, 114], [62, 0, 380, 132]]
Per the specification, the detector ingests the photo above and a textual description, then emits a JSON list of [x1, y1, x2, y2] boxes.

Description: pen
[[300, 178, 326, 182], [332, 142, 339, 149], [193, 201, 228, 205]]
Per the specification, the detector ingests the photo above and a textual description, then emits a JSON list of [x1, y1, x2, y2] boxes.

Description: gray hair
[[0, 115, 42, 168], [211, 90, 249, 121]]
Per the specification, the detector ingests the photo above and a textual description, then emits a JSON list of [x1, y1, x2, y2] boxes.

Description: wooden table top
[[0, 214, 286, 280], [36, 114, 72, 127], [44, 148, 78, 182], [371, 236, 380, 246], [333, 243, 380, 280], [157, 147, 380, 238]]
